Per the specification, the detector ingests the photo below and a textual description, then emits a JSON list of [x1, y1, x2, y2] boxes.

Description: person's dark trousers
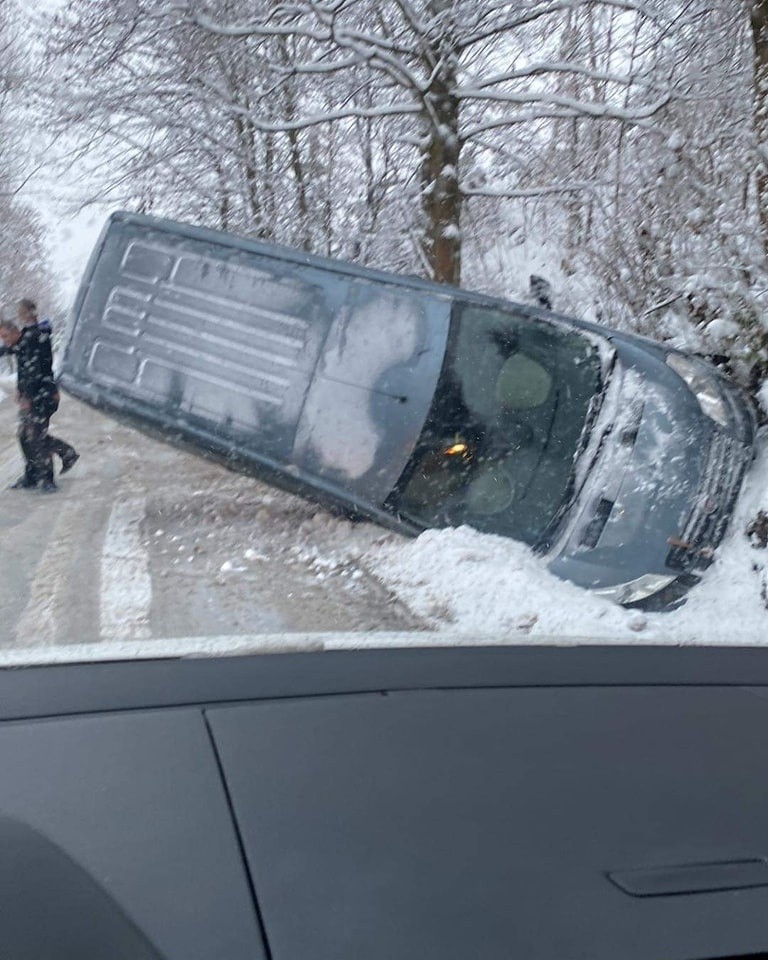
[[46, 393, 76, 466], [17, 403, 55, 485], [48, 433, 76, 463]]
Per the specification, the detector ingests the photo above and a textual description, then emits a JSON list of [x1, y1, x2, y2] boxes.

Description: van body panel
[[61, 212, 758, 605], [62, 215, 450, 503]]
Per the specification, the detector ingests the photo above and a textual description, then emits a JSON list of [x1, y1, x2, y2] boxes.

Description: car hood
[[547, 337, 716, 589]]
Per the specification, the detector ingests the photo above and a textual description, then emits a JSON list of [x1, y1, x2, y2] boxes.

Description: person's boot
[[40, 478, 58, 493], [60, 450, 80, 474], [9, 475, 36, 490]]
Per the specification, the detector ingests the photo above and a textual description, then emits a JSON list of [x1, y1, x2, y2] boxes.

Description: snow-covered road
[[0, 386, 765, 662], [0, 393, 424, 652]]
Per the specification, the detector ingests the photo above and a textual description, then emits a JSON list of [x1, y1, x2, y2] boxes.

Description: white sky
[[10, 0, 109, 306], [23, 173, 109, 308], [38, 202, 109, 305]]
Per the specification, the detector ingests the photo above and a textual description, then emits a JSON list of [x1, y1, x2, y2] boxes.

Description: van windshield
[[389, 302, 604, 546]]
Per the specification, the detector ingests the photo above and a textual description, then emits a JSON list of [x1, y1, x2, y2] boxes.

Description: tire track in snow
[[100, 495, 152, 641], [14, 498, 87, 646]]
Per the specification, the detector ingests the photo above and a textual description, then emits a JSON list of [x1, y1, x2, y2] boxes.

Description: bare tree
[[182, 0, 673, 284], [41, 0, 672, 284], [38, 0, 768, 370], [0, 1, 61, 316], [575, 2, 768, 368]]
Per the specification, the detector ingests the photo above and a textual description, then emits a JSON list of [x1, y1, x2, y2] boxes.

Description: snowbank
[[364, 431, 768, 644], [367, 526, 641, 639], [204, 427, 768, 646]]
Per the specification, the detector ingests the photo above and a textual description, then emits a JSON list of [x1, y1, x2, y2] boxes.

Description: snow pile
[[360, 431, 768, 644], [52, 411, 765, 654], [367, 526, 637, 638], [210, 430, 768, 646]]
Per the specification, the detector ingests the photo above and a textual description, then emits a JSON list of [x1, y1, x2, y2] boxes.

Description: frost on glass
[[294, 283, 422, 483], [89, 239, 330, 441]]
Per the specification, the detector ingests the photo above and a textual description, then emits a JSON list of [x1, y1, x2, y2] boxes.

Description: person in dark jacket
[[0, 308, 78, 492], [15, 300, 80, 476]]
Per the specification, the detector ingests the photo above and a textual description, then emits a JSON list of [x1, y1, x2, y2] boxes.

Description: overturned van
[[61, 212, 757, 607]]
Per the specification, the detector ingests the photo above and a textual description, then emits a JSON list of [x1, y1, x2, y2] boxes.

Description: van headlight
[[592, 573, 677, 605], [666, 354, 729, 426]]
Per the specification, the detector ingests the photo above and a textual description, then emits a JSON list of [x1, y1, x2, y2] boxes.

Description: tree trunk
[[419, 1, 462, 286], [234, 112, 264, 235], [287, 124, 310, 249]]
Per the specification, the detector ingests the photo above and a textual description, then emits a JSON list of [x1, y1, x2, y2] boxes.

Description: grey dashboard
[[1, 646, 768, 960]]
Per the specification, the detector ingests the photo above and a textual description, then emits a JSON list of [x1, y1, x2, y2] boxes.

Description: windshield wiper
[[576, 349, 615, 455], [534, 353, 615, 553], [533, 471, 579, 553]]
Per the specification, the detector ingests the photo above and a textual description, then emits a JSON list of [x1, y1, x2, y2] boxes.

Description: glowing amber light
[[444, 442, 469, 457]]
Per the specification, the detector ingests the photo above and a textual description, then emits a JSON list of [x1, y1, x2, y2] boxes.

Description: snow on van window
[[294, 283, 421, 481]]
